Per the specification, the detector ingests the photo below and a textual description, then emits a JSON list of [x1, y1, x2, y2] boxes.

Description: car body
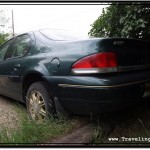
[[0, 28, 150, 121]]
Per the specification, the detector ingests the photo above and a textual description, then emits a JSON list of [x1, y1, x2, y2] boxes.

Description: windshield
[[39, 29, 88, 41]]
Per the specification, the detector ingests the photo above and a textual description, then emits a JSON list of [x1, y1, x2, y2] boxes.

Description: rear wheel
[[26, 81, 55, 123]]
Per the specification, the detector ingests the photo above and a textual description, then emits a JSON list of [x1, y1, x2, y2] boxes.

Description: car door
[[0, 34, 31, 101], [0, 38, 15, 93]]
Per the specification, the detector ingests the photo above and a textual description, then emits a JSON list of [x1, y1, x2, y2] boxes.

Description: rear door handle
[[13, 64, 21, 70]]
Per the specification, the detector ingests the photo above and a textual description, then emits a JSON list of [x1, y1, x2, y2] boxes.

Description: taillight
[[72, 52, 118, 74]]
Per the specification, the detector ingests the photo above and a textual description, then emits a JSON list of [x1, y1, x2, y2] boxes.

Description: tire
[[26, 81, 55, 123]]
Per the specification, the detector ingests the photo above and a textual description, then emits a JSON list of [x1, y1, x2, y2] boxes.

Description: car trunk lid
[[99, 38, 150, 71]]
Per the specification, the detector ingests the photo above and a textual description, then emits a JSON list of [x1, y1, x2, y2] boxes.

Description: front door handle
[[13, 64, 21, 70]]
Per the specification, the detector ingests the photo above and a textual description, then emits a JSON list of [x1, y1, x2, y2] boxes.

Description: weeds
[[91, 96, 150, 145], [0, 103, 74, 145]]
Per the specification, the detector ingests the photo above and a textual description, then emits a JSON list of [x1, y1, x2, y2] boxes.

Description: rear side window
[[39, 29, 87, 41], [7, 34, 31, 59]]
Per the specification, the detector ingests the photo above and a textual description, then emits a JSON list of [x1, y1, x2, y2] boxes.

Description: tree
[[0, 10, 10, 45], [88, 3, 150, 41], [0, 33, 9, 45]]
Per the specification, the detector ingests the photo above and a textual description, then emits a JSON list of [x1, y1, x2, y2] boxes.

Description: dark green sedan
[[0, 28, 150, 122]]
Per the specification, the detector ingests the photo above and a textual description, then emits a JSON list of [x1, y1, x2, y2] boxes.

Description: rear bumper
[[56, 83, 144, 115], [43, 70, 150, 115]]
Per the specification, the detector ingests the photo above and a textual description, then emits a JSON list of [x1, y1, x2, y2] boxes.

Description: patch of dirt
[[50, 124, 95, 145]]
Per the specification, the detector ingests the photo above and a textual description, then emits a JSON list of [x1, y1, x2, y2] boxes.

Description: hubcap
[[28, 90, 46, 123]]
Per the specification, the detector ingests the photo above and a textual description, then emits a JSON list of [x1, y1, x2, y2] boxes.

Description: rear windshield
[[39, 29, 87, 41]]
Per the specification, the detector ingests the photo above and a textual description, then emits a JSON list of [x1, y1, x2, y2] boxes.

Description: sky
[[1, 4, 108, 37]]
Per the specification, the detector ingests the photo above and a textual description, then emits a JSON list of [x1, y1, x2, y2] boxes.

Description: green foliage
[[0, 10, 10, 46], [89, 3, 150, 41], [0, 33, 10, 46]]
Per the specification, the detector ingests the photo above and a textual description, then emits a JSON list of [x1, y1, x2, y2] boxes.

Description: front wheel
[[26, 81, 55, 123]]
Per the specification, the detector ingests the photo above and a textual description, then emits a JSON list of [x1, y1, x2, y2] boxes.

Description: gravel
[[0, 96, 21, 131]]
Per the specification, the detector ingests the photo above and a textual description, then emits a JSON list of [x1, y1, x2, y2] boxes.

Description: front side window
[[0, 39, 13, 61], [8, 35, 31, 59]]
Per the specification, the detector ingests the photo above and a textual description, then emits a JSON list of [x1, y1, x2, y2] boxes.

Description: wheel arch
[[22, 71, 47, 102], [22, 71, 69, 117]]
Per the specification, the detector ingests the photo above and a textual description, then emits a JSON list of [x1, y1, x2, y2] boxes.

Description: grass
[[0, 103, 77, 145], [91, 95, 150, 146], [3, 94, 150, 146]]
